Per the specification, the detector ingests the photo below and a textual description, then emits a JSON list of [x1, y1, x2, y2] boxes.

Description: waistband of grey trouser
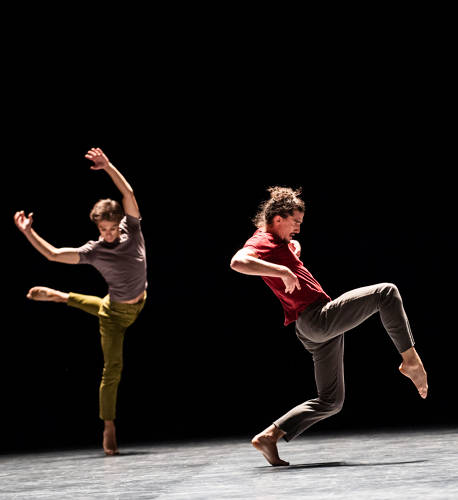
[[296, 299, 326, 321], [306, 298, 330, 312]]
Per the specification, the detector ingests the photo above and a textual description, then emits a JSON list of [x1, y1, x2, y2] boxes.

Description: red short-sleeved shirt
[[244, 229, 331, 326]]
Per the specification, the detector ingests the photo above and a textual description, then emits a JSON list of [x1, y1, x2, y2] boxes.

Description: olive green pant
[[67, 292, 146, 421]]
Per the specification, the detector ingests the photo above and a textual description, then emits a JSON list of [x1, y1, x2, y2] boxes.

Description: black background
[[3, 11, 456, 452]]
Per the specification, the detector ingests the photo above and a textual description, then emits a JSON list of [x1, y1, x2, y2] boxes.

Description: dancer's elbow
[[47, 250, 59, 262], [230, 256, 242, 271], [230, 253, 248, 272], [48, 249, 80, 264], [231, 248, 257, 272]]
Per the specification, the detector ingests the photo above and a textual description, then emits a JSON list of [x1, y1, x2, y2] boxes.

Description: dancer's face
[[97, 220, 120, 243], [271, 210, 303, 243]]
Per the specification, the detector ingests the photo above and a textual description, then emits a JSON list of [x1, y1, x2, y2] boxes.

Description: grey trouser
[[274, 283, 415, 442]]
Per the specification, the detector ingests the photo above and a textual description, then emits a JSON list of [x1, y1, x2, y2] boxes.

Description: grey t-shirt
[[77, 215, 147, 302]]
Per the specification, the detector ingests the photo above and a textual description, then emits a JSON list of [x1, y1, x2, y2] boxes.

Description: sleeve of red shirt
[[243, 231, 275, 260]]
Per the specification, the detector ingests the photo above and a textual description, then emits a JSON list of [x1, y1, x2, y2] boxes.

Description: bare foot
[[103, 423, 119, 456], [252, 427, 289, 466], [399, 349, 428, 399], [27, 286, 68, 302]]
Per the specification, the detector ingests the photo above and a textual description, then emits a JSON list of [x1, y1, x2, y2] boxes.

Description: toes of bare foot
[[104, 449, 120, 456], [418, 380, 428, 399], [103, 443, 119, 455], [27, 287, 38, 300], [272, 458, 289, 467]]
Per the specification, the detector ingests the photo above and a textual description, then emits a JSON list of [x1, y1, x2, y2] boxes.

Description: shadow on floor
[[257, 459, 428, 470], [59, 450, 159, 461]]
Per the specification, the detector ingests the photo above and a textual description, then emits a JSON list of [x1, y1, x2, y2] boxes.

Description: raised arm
[[230, 247, 301, 294], [85, 148, 140, 218], [14, 211, 80, 264]]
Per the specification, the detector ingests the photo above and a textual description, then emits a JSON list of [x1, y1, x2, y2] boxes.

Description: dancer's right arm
[[230, 247, 300, 294], [14, 211, 80, 264]]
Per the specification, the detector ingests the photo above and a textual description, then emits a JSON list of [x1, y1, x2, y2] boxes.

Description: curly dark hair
[[253, 186, 305, 228], [89, 199, 124, 225]]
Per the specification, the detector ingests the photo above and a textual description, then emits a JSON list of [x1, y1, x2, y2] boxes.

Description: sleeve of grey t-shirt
[[77, 240, 98, 264], [122, 214, 141, 232]]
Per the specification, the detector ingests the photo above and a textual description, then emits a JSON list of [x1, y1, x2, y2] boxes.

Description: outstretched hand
[[85, 147, 110, 170], [14, 210, 34, 233]]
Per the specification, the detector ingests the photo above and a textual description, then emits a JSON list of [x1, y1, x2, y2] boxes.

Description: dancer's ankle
[[400, 346, 421, 366]]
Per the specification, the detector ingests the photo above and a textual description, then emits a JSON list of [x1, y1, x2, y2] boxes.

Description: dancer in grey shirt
[[14, 148, 147, 455]]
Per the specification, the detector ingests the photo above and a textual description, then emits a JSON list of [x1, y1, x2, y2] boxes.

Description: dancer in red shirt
[[231, 186, 428, 466]]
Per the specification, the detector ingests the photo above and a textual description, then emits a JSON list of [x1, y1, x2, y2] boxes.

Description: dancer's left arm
[[85, 148, 140, 218]]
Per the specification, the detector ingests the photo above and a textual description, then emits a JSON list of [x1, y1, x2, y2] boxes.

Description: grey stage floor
[[1, 427, 457, 499]]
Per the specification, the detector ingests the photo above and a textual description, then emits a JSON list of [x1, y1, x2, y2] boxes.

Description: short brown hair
[[253, 186, 305, 228], [89, 199, 124, 225]]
